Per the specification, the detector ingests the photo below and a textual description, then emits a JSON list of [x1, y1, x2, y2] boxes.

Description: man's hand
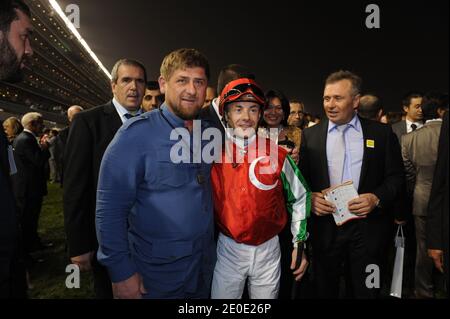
[[348, 193, 379, 216], [70, 251, 95, 271], [112, 273, 147, 299], [291, 246, 309, 281], [39, 140, 49, 150], [394, 219, 407, 225], [290, 146, 299, 164], [312, 192, 335, 216], [428, 249, 444, 273]]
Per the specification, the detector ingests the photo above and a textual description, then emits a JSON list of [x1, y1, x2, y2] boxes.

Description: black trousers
[[21, 197, 43, 253], [0, 251, 27, 299], [313, 222, 382, 299]]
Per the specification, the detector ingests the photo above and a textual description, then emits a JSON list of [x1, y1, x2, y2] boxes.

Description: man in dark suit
[[63, 59, 146, 298], [392, 92, 424, 142], [1, 0, 33, 298], [54, 105, 83, 186], [299, 70, 404, 298], [12, 113, 49, 256], [427, 111, 449, 292]]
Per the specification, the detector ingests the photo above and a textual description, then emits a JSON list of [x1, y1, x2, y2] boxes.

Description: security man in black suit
[[63, 59, 146, 298], [0, 0, 33, 298]]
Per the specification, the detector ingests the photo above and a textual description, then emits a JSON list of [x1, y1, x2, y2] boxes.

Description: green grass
[[28, 183, 94, 299]]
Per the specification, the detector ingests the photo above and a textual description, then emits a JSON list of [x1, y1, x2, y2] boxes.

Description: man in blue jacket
[[96, 48, 216, 299]]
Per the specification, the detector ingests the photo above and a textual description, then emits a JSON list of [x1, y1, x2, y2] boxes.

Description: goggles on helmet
[[219, 78, 265, 116]]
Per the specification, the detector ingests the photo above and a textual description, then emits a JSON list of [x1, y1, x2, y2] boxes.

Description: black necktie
[[411, 123, 417, 131], [124, 113, 135, 120]]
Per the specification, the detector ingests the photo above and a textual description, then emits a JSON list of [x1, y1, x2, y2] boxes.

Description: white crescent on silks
[[248, 156, 278, 191]]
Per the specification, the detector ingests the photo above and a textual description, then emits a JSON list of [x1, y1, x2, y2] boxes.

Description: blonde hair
[[3, 116, 23, 140], [21, 112, 42, 128]]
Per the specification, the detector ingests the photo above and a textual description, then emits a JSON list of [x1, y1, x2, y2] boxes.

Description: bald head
[[358, 94, 383, 121], [67, 105, 83, 122]]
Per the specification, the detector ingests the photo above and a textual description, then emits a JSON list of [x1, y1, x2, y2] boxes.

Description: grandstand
[[0, 0, 111, 126]]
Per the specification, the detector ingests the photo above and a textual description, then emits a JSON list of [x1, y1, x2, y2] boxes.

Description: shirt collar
[[160, 103, 185, 126], [23, 129, 37, 138], [212, 98, 222, 120], [112, 97, 142, 121], [225, 129, 257, 149], [406, 118, 422, 127], [328, 113, 361, 133], [425, 118, 442, 124]]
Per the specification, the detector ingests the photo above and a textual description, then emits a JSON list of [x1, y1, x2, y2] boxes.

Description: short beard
[[0, 37, 24, 83], [172, 104, 200, 120]]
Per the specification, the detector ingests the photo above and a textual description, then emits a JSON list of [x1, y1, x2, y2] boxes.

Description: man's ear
[[110, 81, 116, 95], [158, 76, 166, 94], [403, 105, 409, 114], [353, 94, 361, 110], [377, 109, 384, 121]]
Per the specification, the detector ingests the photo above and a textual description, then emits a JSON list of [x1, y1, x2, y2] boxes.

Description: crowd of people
[[1, 0, 448, 300]]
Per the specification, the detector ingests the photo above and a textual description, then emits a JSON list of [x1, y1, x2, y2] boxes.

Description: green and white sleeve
[[280, 154, 311, 247]]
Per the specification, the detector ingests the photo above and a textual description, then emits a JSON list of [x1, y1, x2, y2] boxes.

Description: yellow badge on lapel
[[366, 139, 375, 148]]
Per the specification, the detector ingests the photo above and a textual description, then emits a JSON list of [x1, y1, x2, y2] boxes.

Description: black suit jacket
[[427, 112, 449, 277], [54, 126, 69, 184], [198, 101, 225, 144], [63, 102, 122, 257], [12, 131, 50, 213], [299, 116, 405, 253], [0, 126, 18, 259]]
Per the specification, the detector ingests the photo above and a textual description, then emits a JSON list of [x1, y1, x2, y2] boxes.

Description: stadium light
[[48, 0, 112, 79]]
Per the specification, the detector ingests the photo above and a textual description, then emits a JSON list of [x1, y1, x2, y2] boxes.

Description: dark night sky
[[56, 0, 448, 115]]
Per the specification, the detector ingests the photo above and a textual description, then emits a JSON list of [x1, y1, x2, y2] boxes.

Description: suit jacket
[[392, 120, 407, 142], [427, 112, 449, 264], [299, 116, 405, 253], [401, 120, 442, 216], [0, 125, 18, 260], [57, 126, 70, 147], [198, 101, 225, 144], [12, 131, 50, 213], [54, 126, 69, 183], [63, 102, 122, 257]]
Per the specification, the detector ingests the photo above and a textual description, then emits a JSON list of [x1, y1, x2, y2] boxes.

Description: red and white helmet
[[219, 78, 265, 117]]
